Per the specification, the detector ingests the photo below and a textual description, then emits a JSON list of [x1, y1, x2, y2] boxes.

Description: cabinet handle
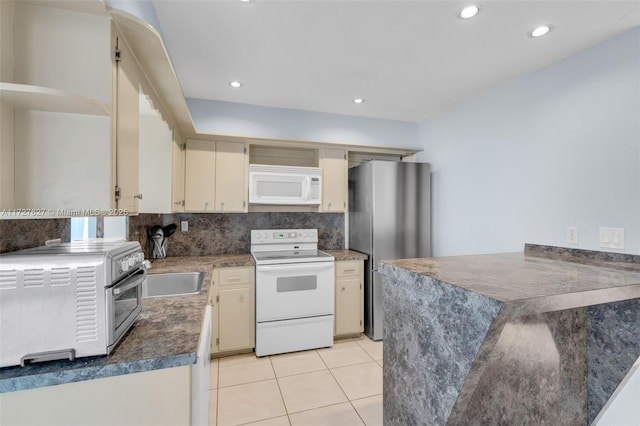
[[221, 202, 224, 210], [343, 269, 355, 273], [341, 286, 346, 291], [227, 277, 240, 282], [134, 193, 143, 200], [205, 202, 209, 210], [239, 294, 244, 301]]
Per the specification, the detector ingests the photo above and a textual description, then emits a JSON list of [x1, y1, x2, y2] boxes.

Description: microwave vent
[[0, 270, 17, 290]]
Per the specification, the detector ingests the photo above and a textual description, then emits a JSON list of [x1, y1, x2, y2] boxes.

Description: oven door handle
[[113, 270, 147, 295], [256, 262, 334, 272]]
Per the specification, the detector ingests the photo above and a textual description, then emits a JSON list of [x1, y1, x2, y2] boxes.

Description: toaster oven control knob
[[120, 259, 130, 272], [136, 253, 145, 262], [128, 257, 137, 267]]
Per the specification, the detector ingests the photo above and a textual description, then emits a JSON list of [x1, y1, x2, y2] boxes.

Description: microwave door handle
[[301, 176, 310, 201], [113, 270, 147, 295]]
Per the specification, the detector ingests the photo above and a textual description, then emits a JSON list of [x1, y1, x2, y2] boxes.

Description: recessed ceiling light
[[529, 25, 552, 38], [458, 5, 480, 19], [353, 98, 365, 104], [229, 81, 242, 88], [240, 0, 254, 3]]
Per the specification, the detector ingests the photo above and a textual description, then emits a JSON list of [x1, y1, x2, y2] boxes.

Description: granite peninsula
[[379, 244, 640, 425]]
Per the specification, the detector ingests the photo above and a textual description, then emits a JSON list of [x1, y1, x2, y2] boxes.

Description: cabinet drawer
[[219, 267, 253, 286], [335, 261, 362, 278]]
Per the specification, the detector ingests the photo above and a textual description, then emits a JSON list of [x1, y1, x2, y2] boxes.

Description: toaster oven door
[[106, 269, 145, 352]]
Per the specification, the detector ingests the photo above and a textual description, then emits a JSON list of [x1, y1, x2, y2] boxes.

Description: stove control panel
[[251, 229, 318, 245]]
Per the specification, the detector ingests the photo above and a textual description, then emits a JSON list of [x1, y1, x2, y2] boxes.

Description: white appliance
[[249, 164, 322, 205], [251, 229, 335, 356], [0, 239, 147, 368]]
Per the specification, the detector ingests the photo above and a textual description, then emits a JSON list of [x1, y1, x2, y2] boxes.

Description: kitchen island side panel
[[587, 298, 640, 424], [448, 309, 588, 425], [380, 264, 502, 425]]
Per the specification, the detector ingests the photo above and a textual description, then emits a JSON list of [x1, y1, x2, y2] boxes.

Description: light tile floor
[[209, 336, 383, 426]]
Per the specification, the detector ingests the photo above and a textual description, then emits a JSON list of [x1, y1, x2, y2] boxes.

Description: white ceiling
[[152, 1, 640, 123]]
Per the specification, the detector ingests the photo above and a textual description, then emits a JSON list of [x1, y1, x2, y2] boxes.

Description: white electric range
[[251, 229, 335, 357]]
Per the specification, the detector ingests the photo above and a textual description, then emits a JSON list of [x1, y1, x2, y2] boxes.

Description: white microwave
[[249, 164, 322, 205]]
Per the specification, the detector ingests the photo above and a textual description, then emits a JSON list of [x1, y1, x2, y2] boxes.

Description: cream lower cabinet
[[334, 260, 364, 337], [0, 365, 191, 426], [209, 266, 255, 355]]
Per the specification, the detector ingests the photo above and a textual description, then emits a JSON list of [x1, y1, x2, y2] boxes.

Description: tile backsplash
[[0, 218, 70, 254], [129, 212, 345, 257], [0, 212, 345, 257]]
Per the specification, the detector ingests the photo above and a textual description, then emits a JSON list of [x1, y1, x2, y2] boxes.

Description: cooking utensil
[[163, 224, 177, 239]]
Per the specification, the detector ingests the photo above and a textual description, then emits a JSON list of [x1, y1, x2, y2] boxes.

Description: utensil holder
[[149, 236, 167, 259]]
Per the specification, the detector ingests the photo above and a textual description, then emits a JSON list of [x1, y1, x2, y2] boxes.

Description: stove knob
[[120, 259, 130, 272]]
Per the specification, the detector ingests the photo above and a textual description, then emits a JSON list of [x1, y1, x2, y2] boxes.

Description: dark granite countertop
[[380, 245, 640, 425], [324, 249, 368, 261], [0, 254, 254, 393], [150, 253, 255, 270], [380, 247, 640, 315]]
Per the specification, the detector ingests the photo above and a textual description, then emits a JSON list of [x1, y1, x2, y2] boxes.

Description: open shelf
[[0, 82, 110, 116]]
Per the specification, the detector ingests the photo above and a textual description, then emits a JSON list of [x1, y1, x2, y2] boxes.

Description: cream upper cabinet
[[138, 92, 175, 214], [185, 139, 216, 211], [113, 33, 140, 214], [209, 266, 255, 355], [215, 141, 248, 212], [320, 148, 347, 212], [0, 2, 146, 216], [171, 131, 186, 212], [2, 1, 113, 213], [184, 139, 248, 213], [334, 260, 364, 337]]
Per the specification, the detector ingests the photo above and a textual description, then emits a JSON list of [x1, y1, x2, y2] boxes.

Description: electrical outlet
[[600, 227, 625, 249], [566, 226, 578, 245], [181, 221, 188, 232]]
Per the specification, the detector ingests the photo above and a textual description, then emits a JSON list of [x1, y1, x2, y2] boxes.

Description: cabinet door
[[138, 109, 172, 213], [320, 148, 347, 212], [185, 139, 215, 211], [219, 287, 253, 352], [335, 277, 363, 336], [171, 133, 185, 212], [215, 141, 247, 212], [114, 36, 140, 213], [209, 269, 220, 355]]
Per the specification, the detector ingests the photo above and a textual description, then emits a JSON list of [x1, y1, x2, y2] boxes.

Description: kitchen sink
[[143, 272, 205, 298]]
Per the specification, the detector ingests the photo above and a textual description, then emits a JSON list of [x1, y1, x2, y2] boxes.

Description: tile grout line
[[269, 354, 292, 426], [325, 361, 367, 425], [333, 336, 383, 425], [320, 338, 369, 425]]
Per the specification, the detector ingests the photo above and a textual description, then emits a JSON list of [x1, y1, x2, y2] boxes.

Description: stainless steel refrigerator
[[348, 161, 431, 340]]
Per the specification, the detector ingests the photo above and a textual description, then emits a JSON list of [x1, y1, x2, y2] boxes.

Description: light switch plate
[[599, 227, 625, 249], [566, 226, 578, 245], [181, 221, 188, 232]]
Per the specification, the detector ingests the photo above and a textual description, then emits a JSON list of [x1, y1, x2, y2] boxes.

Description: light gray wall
[[187, 98, 420, 150], [419, 27, 640, 256]]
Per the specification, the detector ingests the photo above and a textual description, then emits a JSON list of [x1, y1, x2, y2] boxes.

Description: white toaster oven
[[0, 240, 146, 368]]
